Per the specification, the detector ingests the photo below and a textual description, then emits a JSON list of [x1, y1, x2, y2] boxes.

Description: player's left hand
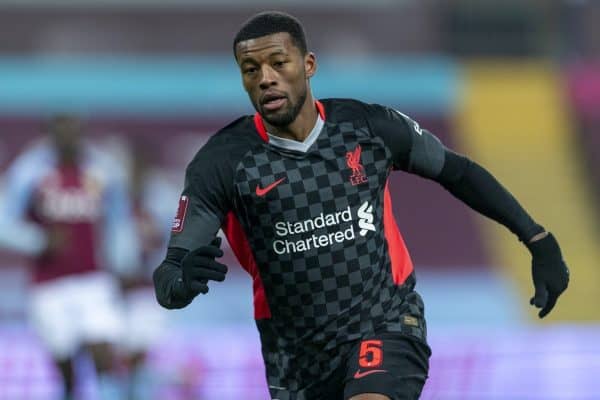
[[527, 232, 570, 318]]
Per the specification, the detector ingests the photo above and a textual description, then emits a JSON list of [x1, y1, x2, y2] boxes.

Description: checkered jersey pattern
[[230, 111, 426, 392]]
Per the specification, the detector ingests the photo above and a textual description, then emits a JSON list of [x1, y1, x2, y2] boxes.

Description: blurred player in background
[[0, 115, 139, 400], [154, 11, 570, 400]]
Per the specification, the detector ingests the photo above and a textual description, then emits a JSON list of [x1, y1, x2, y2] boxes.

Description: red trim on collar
[[315, 100, 326, 120], [253, 100, 326, 143], [253, 112, 269, 142]]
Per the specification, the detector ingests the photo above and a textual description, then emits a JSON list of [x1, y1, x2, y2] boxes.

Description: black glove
[[527, 232, 569, 318], [181, 237, 227, 296]]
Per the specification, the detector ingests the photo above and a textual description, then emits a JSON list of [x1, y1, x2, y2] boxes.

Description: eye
[[243, 67, 258, 75], [273, 61, 286, 68]]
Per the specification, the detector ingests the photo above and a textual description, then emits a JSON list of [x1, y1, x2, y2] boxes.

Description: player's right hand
[[181, 237, 227, 295]]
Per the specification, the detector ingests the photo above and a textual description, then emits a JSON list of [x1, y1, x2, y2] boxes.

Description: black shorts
[[267, 332, 431, 400], [343, 332, 431, 400]]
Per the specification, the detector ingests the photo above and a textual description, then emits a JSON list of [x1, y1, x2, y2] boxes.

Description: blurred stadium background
[[0, 0, 599, 399]]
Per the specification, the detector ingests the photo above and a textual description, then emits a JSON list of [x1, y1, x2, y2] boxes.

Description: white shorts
[[28, 271, 124, 359], [121, 286, 167, 353]]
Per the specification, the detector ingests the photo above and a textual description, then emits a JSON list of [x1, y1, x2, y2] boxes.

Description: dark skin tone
[[235, 32, 318, 142], [236, 32, 391, 400], [49, 115, 82, 166]]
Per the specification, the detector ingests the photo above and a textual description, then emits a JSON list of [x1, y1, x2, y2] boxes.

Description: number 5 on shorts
[[358, 339, 383, 368]]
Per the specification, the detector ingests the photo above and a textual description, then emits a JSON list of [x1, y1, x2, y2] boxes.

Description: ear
[[305, 52, 317, 78]]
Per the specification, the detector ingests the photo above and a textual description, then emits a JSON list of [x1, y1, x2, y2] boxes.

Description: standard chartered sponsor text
[[273, 206, 357, 255]]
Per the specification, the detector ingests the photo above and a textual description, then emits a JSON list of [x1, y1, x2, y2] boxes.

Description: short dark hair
[[233, 11, 307, 57]]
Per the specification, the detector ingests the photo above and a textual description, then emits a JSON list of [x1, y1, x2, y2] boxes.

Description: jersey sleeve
[[167, 137, 235, 251], [366, 103, 446, 179], [0, 146, 48, 255], [364, 103, 543, 243]]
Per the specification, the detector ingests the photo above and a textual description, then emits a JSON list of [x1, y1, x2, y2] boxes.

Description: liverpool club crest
[[346, 145, 367, 186]]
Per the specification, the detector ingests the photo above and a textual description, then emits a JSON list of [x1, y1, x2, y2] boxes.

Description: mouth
[[261, 92, 288, 112]]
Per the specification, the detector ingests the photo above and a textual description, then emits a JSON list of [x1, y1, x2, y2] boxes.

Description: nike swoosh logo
[[255, 177, 286, 197], [353, 369, 388, 379]]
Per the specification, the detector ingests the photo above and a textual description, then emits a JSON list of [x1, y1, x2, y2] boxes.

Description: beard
[[260, 86, 308, 127]]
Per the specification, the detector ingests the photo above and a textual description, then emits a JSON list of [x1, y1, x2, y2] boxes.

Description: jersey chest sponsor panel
[[237, 128, 385, 257], [231, 120, 401, 336]]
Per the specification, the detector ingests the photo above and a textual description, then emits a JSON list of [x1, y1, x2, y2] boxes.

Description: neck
[[264, 92, 317, 142]]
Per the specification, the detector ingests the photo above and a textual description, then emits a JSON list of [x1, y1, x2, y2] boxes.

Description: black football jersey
[[168, 98, 444, 393]]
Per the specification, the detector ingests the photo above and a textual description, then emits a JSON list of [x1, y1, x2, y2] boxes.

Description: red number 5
[[358, 339, 383, 368]]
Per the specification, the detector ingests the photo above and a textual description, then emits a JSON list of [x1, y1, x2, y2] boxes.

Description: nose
[[259, 65, 277, 90]]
